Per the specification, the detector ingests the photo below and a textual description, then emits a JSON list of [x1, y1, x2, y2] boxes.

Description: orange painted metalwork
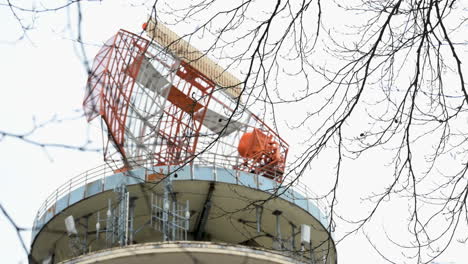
[[114, 167, 130, 174], [84, 30, 150, 158], [238, 128, 286, 181], [166, 85, 203, 114], [146, 173, 165, 182], [84, 27, 289, 182], [84, 29, 215, 166]]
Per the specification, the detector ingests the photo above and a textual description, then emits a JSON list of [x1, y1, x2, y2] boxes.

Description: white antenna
[[300, 224, 311, 244], [65, 215, 78, 236], [41, 254, 52, 264]]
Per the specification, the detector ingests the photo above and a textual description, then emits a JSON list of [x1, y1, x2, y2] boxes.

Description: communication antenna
[[84, 19, 289, 181], [64, 216, 78, 237], [64, 215, 87, 256]]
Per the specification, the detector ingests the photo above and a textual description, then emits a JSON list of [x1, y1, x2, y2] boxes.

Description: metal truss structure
[[94, 185, 130, 247], [150, 179, 190, 241], [84, 25, 289, 181], [93, 177, 189, 247]]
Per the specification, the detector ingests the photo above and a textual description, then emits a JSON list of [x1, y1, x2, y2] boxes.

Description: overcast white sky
[[0, 1, 465, 263]]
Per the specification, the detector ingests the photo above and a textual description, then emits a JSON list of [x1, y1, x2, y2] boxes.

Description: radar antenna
[[84, 20, 288, 181]]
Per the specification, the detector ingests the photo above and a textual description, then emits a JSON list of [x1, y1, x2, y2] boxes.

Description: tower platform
[[62, 241, 303, 264], [30, 163, 336, 263]]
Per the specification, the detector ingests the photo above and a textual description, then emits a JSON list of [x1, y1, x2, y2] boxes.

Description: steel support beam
[[194, 182, 215, 240]]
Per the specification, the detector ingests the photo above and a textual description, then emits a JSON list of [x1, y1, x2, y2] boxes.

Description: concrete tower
[[30, 20, 337, 264]]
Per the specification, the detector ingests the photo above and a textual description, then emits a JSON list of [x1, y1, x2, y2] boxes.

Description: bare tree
[[1, 0, 95, 152], [3, 0, 468, 263], [1, 2, 101, 263], [148, 0, 468, 262]]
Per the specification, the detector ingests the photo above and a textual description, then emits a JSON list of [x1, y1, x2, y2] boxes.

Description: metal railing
[[34, 163, 113, 223], [32, 156, 330, 239]]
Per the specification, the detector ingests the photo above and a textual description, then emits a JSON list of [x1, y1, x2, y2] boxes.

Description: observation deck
[[30, 161, 336, 264]]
